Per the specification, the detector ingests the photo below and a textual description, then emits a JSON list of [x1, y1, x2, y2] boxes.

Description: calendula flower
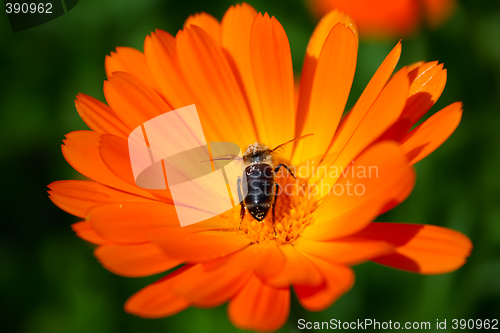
[[307, 0, 456, 37], [48, 3, 471, 332]]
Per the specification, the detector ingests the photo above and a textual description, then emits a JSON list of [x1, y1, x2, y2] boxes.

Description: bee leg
[[239, 203, 245, 230], [272, 183, 280, 237], [237, 177, 245, 230], [274, 163, 296, 179]]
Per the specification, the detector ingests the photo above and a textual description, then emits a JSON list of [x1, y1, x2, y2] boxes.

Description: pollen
[[227, 175, 318, 245]]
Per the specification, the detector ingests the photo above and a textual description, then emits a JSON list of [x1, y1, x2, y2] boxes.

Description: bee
[[205, 134, 313, 230], [234, 134, 313, 228]]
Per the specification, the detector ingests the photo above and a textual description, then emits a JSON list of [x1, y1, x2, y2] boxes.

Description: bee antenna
[[271, 133, 314, 152]]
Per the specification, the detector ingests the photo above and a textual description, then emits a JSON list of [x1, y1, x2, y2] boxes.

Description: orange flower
[[307, 0, 456, 37], [48, 4, 471, 332]]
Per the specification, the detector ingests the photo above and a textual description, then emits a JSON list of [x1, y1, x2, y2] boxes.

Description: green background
[[1, 0, 499, 332]]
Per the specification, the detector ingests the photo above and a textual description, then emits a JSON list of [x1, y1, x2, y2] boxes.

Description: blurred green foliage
[[1, 0, 499, 332]]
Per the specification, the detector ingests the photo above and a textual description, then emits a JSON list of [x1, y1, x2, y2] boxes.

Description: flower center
[[225, 174, 318, 244]]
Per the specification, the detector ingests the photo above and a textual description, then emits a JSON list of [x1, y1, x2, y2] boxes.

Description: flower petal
[[48, 180, 155, 218], [328, 66, 410, 173], [294, 236, 394, 265], [265, 244, 323, 287], [401, 102, 462, 164], [328, 42, 402, 159], [225, 242, 286, 278], [301, 142, 415, 240], [176, 25, 257, 145], [87, 202, 180, 243], [221, 4, 266, 142], [297, 10, 356, 140], [74, 93, 129, 138], [94, 242, 182, 277], [228, 275, 290, 332], [71, 221, 106, 244], [105, 47, 159, 90], [296, 10, 357, 161], [125, 265, 193, 318], [401, 61, 447, 126], [293, 22, 357, 165], [184, 12, 221, 45], [155, 231, 251, 262], [103, 71, 172, 131], [354, 222, 472, 274], [294, 255, 354, 311], [144, 30, 196, 109], [172, 263, 251, 307], [250, 13, 295, 153], [98, 133, 173, 202], [305, 10, 357, 61], [61, 131, 157, 199]]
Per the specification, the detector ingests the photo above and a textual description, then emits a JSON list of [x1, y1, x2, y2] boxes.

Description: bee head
[[243, 143, 274, 166]]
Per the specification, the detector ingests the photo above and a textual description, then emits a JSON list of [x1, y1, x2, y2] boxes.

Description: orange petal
[[98, 134, 139, 186], [105, 47, 159, 90], [354, 222, 472, 274], [296, 10, 357, 151], [176, 25, 257, 145], [225, 242, 286, 278], [250, 13, 295, 153], [306, 10, 357, 61], [125, 265, 193, 318], [407, 60, 425, 72], [401, 61, 447, 126], [74, 93, 129, 138], [94, 242, 182, 277], [103, 71, 172, 131], [301, 142, 415, 240], [293, 23, 357, 165], [228, 275, 290, 332], [401, 102, 462, 164], [143, 30, 196, 109], [87, 202, 179, 243], [265, 244, 323, 288], [294, 236, 394, 265], [71, 221, 106, 244], [48, 180, 155, 218], [221, 3, 266, 142], [294, 255, 354, 311], [329, 42, 402, 157], [328, 66, 410, 174], [172, 263, 251, 307], [61, 131, 157, 199], [155, 231, 251, 262], [296, 10, 356, 148], [98, 133, 173, 202], [184, 12, 221, 45], [375, 61, 448, 143]]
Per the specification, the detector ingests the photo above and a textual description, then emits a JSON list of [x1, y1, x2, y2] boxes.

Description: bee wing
[[271, 133, 314, 153]]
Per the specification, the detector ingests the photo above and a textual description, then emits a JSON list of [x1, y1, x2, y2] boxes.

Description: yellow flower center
[[225, 174, 318, 245]]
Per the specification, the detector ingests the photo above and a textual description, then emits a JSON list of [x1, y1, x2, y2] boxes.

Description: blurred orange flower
[[49, 3, 471, 332], [308, 0, 456, 37]]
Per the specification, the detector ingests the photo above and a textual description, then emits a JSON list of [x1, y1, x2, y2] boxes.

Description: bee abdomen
[[246, 202, 272, 221]]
